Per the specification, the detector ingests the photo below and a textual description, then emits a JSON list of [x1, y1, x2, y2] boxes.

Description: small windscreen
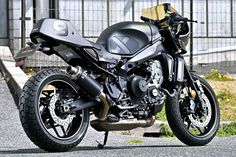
[[141, 3, 177, 21]]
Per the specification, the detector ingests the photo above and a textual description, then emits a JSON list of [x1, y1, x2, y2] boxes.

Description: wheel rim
[[37, 80, 85, 140], [179, 82, 217, 137]]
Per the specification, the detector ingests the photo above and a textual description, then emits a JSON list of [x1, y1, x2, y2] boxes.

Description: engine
[[127, 60, 163, 100], [125, 60, 165, 118], [105, 60, 165, 120], [148, 60, 164, 88]]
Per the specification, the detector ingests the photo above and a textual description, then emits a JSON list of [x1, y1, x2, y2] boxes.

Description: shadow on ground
[[0, 145, 186, 154]]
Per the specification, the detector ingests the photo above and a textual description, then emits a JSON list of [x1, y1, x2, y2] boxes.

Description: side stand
[[96, 131, 109, 149]]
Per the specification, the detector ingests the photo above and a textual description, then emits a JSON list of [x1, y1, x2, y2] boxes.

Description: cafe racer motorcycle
[[15, 3, 220, 152]]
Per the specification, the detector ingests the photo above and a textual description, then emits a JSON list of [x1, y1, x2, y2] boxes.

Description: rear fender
[[14, 44, 40, 60], [14, 42, 57, 66], [14, 44, 40, 66]]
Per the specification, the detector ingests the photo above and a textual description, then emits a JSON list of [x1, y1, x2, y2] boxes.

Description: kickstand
[[96, 131, 109, 149]]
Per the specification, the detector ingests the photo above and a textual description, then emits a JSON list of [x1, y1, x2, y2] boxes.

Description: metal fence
[[7, 0, 236, 74]]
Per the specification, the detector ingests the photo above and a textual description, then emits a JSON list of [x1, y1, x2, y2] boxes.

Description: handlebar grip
[[174, 16, 189, 22], [174, 16, 197, 23], [140, 16, 150, 22]]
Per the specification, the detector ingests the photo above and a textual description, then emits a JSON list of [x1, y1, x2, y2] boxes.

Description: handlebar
[[174, 16, 197, 23], [140, 14, 197, 25]]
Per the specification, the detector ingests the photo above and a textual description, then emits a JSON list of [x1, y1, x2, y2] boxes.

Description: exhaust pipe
[[90, 116, 155, 131], [67, 66, 110, 120]]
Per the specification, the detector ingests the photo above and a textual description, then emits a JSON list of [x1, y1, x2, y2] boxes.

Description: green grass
[[127, 139, 144, 144], [217, 121, 236, 137], [155, 106, 166, 121], [159, 122, 236, 138], [159, 124, 174, 137], [217, 88, 236, 121], [205, 69, 234, 81]]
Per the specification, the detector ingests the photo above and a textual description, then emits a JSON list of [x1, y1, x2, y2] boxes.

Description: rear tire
[[19, 69, 89, 152], [165, 74, 220, 146]]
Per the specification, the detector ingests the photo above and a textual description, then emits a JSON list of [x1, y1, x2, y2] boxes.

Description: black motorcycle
[[15, 3, 220, 152]]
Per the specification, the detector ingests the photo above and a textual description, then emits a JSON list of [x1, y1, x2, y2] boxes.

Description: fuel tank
[[96, 22, 161, 55]]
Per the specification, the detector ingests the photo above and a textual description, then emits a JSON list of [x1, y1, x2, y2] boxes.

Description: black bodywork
[[15, 18, 184, 93], [97, 21, 160, 55], [30, 18, 93, 48], [16, 18, 175, 83]]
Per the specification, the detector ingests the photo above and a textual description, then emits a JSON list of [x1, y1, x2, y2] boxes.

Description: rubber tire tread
[[19, 68, 89, 152], [165, 73, 220, 146]]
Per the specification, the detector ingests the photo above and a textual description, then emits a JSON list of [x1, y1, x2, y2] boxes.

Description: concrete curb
[[0, 46, 28, 107], [119, 120, 233, 137], [114, 120, 169, 137]]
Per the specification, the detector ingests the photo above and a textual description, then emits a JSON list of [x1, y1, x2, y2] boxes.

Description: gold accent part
[[90, 116, 156, 131], [191, 90, 197, 98], [98, 92, 110, 121]]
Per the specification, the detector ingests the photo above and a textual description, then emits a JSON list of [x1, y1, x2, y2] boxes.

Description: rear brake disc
[[49, 94, 75, 126]]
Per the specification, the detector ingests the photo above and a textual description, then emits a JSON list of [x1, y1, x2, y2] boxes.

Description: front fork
[[172, 57, 205, 111], [183, 63, 205, 111]]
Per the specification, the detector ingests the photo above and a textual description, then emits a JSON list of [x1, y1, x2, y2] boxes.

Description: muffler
[[67, 66, 110, 120], [67, 66, 102, 97], [90, 116, 155, 131]]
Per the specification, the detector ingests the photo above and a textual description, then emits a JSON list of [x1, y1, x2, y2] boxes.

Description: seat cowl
[[30, 18, 93, 48]]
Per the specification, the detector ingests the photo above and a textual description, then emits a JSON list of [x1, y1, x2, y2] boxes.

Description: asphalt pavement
[[0, 74, 236, 157]]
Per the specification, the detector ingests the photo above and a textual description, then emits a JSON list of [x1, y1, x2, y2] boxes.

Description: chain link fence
[[6, 0, 236, 74]]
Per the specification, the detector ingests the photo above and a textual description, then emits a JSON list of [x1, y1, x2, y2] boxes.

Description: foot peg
[[107, 114, 119, 123], [96, 131, 109, 149]]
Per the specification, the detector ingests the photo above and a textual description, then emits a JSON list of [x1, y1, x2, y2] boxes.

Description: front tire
[[165, 74, 220, 146], [19, 69, 89, 152]]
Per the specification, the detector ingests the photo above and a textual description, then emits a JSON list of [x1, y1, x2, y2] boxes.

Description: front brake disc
[[188, 93, 212, 128]]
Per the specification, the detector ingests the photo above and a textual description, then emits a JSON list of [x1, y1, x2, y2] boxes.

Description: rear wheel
[[165, 74, 220, 146], [19, 69, 89, 152]]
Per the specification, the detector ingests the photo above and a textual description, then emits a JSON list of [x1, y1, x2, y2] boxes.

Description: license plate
[[14, 44, 39, 60], [15, 59, 26, 67]]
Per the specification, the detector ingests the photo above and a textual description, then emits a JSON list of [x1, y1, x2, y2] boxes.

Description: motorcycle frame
[[14, 18, 203, 105]]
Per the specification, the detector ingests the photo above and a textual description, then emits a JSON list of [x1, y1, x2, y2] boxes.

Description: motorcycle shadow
[[0, 145, 186, 154]]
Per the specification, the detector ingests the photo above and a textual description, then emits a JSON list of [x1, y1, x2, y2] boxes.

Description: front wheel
[[19, 69, 89, 152], [165, 73, 220, 146]]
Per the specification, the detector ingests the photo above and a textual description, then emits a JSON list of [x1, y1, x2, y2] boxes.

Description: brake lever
[[174, 16, 198, 23], [187, 19, 198, 23]]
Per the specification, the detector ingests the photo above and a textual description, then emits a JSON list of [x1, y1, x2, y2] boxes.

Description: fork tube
[[184, 63, 204, 108]]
